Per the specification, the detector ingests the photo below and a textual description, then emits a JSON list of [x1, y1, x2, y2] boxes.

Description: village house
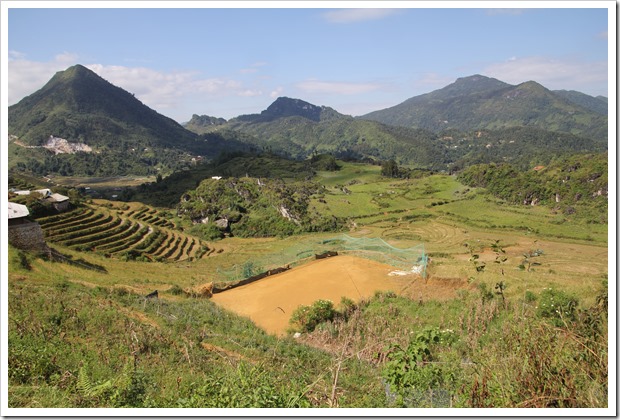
[[10, 188, 70, 212], [7, 202, 49, 253], [8, 202, 30, 226]]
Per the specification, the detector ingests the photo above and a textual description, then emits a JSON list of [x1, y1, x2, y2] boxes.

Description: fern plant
[[76, 365, 113, 399], [76, 360, 148, 407]]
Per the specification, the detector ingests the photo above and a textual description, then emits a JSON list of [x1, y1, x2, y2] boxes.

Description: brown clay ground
[[210, 255, 466, 336]]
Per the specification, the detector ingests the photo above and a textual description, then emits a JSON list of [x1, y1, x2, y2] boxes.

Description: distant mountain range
[[359, 74, 607, 141], [7, 65, 608, 177]]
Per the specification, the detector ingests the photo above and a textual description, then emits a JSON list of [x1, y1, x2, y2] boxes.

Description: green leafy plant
[[289, 299, 336, 333], [382, 328, 459, 407], [536, 288, 579, 326]]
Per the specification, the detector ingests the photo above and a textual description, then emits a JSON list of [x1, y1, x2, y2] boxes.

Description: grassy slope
[[7, 160, 608, 408]]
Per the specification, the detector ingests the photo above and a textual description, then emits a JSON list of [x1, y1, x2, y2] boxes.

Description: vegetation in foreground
[[7, 157, 608, 409], [8, 245, 607, 408]]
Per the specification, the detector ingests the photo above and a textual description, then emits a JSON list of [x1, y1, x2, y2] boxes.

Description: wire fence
[[214, 234, 427, 283]]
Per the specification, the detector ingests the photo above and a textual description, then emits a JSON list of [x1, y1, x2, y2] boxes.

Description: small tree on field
[[381, 160, 400, 178]]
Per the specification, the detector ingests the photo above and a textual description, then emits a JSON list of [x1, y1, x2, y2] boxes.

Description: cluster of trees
[[13, 151, 174, 177], [457, 153, 607, 221], [448, 126, 607, 172], [178, 176, 344, 239]]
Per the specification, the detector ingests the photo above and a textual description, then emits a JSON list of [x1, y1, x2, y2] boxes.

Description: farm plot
[[210, 255, 464, 336], [36, 203, 208, 262]]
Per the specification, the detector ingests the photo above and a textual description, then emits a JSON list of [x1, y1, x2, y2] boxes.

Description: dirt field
[[210, 255, 418, 336]]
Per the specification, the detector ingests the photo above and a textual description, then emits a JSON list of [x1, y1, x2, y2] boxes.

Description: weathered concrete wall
[[212, 265, 292, 294], [8, 222, 49, 253]]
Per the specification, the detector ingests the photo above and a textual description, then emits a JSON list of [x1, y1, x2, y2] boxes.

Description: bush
[[338, 296, 357, 320], [383, 327, 460, 407], [477, 283, 494, 303], [289, 299, 336, 333], [189, 223, 223, 241], [536, 288, 579, 326], [524, 290, 537, 303], [168, 284, 184, 295]]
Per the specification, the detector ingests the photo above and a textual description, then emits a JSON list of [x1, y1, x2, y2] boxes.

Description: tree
[[381, 159, 399, 178]]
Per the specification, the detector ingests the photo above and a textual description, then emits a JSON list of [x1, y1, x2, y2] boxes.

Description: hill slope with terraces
[[36, 201, 211, 262]]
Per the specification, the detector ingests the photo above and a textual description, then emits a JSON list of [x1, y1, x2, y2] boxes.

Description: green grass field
[[7, 160, 609, 409]]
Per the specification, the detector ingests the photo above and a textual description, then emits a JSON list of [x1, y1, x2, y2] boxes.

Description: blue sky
[[4, 2, 612, 123]]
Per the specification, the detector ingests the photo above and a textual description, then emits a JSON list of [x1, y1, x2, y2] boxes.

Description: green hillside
[[553, 89, 608, 115], [457, 152, 608, 223], [360, 75, 608, 141], [8, 158, 608, 408], [7, 65, 246, 177], [222, 112, 447, 169]]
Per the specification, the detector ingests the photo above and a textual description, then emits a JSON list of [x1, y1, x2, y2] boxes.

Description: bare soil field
[[210, 255, 465, 336]]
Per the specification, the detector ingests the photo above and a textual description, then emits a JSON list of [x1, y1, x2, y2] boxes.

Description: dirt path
[[210, 255, 414, 336]]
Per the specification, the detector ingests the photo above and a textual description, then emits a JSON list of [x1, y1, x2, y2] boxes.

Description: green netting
[[215, 248, 317, 283], [322, 234, 427, 278], [215, 234, 427, 283]]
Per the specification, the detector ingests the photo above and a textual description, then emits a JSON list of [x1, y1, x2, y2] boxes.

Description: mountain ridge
[[8, 65, 608, 177], [233, 96, 348, 124], [359, 74, 607, 141]]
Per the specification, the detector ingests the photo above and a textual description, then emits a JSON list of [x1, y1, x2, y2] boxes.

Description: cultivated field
[[36, 200, 210, 263], [9, 161, 609, 408], [211, 255, 422, 335]]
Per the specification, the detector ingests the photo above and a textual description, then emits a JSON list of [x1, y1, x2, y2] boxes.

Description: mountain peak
[[9, 64, 197, 150], [50, 64, 99, 84], [263, 97, 324, 121], [454, 74, 493, 83], [359, 74, 606, 140], [447, 74, 512, 94], [233, 96, 345, 123]]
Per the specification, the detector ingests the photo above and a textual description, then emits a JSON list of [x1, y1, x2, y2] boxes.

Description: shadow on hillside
[[48, 247, 108, 273]]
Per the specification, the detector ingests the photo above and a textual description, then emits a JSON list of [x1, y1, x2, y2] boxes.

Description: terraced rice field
[[36, 202, 209, 262]]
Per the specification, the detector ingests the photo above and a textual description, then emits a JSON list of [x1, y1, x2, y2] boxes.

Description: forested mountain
[[196, 97, 449, 169], [184, 114, 228, 134], [360, 75, 607, 141], [8, 65, 201, 150], [234, 97, 345, 123], [7, 65, 233, 176], [7, 66, 608, 178], [445, 126, 607, 172], [552, 90, 608, 115]]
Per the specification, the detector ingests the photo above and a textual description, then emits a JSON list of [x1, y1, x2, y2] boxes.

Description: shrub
[[536, 288, 579, 326], [168, 284, 184, 296], [383, 327, 460, 407], [289, 299, 336, 333], [524, 290, 537, 303], [338, 296, 357, 320], [477, 283, 494, 303], [189, 223, 223, 241]]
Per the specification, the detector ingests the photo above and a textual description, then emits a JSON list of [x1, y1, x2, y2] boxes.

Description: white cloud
[[322, 8, 399, 24], [238, 89, 263, 97], [8, 52, 80, 104], [411, 73, 455, 91], [270, 87, 284, 98], [296, 79, 383, 95], [8, 55, 269, 118], [240, 61, 268, 74], [484, 56, 608, 95]]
